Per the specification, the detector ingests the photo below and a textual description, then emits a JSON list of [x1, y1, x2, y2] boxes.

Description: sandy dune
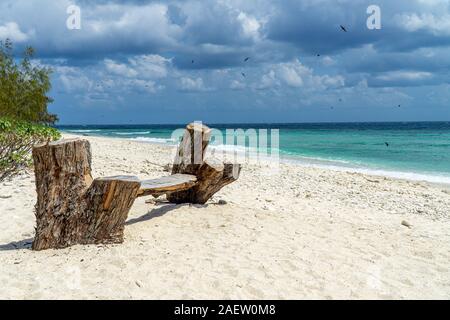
[[1, 134, 449, 299]]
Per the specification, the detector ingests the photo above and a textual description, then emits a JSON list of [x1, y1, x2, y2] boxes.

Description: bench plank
[[137, 174, 197, 197]]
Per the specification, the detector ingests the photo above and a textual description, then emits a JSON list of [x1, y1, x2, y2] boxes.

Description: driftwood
[[32, 139, 140, 250], [171, 122, 212, 175], [31, 123, 241, 250], [167, 123, 241, 204], [137, 174, 197, 198], [168, 158, 241, 204]]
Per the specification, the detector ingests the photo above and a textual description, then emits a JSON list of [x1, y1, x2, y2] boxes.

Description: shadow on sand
[[125, 202, 208, 226], [0, 203, 210, 251], [0, 237, 33, 251]]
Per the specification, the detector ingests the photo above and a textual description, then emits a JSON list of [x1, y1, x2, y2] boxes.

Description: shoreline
[[62, 130, 450, 187], [63, 133, 450, 217]]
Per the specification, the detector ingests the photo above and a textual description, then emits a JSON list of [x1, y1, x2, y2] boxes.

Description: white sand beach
[[1, 134, 449, 299]]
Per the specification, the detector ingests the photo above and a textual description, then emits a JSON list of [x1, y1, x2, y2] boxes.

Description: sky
[[0, 0, 449, 124]]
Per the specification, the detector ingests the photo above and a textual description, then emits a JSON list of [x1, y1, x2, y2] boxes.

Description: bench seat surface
[[137, 174, 197, 197]]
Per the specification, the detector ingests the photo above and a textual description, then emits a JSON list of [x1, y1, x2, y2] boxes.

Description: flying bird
[[244, 57, 250, 62], [317, 54, 321, 57], [241, 72, 246, 78], [191, 60, 194, 64], [398, 104, 401, 107], [340, 25, 348, 32], [385, 142, 389, 147]]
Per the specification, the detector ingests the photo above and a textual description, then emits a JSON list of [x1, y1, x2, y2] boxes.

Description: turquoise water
[[58, 122, 450, 183]]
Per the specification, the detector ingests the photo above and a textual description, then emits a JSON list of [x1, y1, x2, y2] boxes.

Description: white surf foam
[[115, 131, 152, 135], [107, 135, 450, 185], [281, 156, 450, 185], [68, 129, 102, 133], [130, 137, 176, 145]]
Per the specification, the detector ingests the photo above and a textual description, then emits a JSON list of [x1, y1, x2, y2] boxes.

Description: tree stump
[[167, 124, 242, 204], [31, 123, 242, 250], [171, 122, 212, 175], [32, 139, 140, 251]]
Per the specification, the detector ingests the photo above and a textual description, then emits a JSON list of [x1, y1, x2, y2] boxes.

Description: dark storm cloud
[[265, 0, 378, 54], [2, 0, 449, 70], [1, 0, 449, 123], [266, 0, 450, 54]]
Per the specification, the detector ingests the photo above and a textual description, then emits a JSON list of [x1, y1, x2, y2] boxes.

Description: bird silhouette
[[398, 104, 401, 107], [241, 72, 246, 78], [191, 60, 194, 64], [244, 57, 250, 62], [317, 54, 321, 57], [340, 25, 348, 32], [385, 142, 389, 147]]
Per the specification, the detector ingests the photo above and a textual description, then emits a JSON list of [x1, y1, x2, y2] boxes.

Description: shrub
[[0, 39, 57, 124], [0, 118, 60, 181]]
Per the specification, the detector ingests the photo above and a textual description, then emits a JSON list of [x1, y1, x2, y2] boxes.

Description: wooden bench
[[137, 174, 198, 197], [31, 123, 241, 250]]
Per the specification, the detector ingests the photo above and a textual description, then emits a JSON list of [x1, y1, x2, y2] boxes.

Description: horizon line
[[56, 120, 450, 127]]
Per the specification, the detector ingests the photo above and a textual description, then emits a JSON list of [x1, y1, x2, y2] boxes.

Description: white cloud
[[278, 63, 304, 87], [257, 70, 279, 89], [57, 67, 94, 93], [376, 71, 433, 81], [322, 56, 335, 66], [179, 77, 207, 91], [104, 55, 171, 80], [230, 79, 246, 90], [104, 59, 138, 77], [256, 60, 345, 90], [0, 22, 30, 42], [397, 13, 450, 35], [319, 75, 345, 88], [237, 12, 261, 41], [125, 79, 163, 93], [55, 58, 167, 95], [415, 0, 450, 6], [128, 55, 171, 79], [0, 1, 182, 56]]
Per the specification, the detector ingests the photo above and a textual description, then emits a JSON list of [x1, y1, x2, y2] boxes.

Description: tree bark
[[137, 174, 197, 198], [167, 157, 241, 204], [167, 123, 241, 204], [192, 159, 241, 204], [171, 122, 212, 175], [32, 139, 140, 251], [31, 124, 243, 249]]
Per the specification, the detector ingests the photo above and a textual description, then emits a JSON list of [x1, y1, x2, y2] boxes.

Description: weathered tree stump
[[168, 158, 241, 204], [32, 139, 140, 251], [171, 122, 212, 175], [137, 174, 197, 198], [31, 123, 242, 250], [167, 123, 242, 204], [193, 160, 241, 204]]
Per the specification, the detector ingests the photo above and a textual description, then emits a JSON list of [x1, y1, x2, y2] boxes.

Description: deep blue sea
[[58, 122, 450, 184]]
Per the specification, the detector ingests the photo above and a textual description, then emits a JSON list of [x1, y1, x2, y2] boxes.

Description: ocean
[[58, 122, 450, 184]]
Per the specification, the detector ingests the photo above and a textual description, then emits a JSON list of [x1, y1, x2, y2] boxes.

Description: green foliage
[[0, 117, 60, 181], [0, 38, 57, 124]]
